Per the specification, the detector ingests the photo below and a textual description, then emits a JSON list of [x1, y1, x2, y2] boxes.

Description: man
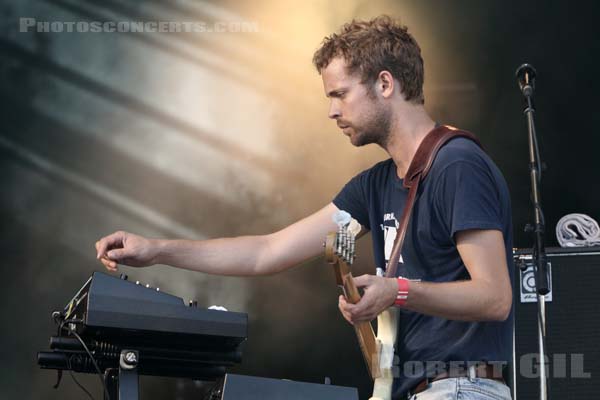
[[96, 16, 513, 399]]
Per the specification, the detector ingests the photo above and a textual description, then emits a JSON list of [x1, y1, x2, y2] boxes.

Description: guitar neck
[[340, 271, 361, 304], [325, 231, 381, 380], [338, 269, 381, 380]]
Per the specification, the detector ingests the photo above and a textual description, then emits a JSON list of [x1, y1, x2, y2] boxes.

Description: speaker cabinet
[[512, 247, 600, 399]]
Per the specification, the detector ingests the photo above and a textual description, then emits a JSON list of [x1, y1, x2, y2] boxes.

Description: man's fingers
[[349, 288, 376, 320], [96, 231, 132, 272], [339, 293, 376, 323], [339, 295, 354, 311], [340, 297, 362, 317], [100, 256, 115, 268], [353, 274, 372, 288], [339, 293, 367, 316], [106, 248, 130, 261], [338, 296, 354, 325], [96, 231, 126, 259], [100, 256, 118, 271], [350, 301, 366, 317]]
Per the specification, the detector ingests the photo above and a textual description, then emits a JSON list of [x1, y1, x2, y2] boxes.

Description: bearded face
[[322, 58, 393, 149], [343, 93, 393, 148]]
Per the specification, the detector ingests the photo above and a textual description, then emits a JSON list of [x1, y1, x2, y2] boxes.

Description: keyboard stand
[[104, 350, 140, 400]]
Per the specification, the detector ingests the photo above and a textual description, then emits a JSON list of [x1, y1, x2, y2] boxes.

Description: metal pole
[[537, 295, 547, 400], [516, 63, 549, 400]]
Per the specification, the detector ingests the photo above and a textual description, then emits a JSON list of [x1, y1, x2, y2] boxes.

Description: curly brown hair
[[312, 15, 424, 104]]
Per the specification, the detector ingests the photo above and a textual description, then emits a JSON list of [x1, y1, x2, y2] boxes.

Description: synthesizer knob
[[135, 281, 140, 285], [145, 284, 150, 288], [119, 274, 128, 280]]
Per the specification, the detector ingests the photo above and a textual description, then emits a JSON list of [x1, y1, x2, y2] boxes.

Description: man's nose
[[328, 101, 340, 120]]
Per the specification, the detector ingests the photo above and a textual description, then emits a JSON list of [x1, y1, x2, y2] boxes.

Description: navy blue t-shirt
[[333, 137, 514, 398]]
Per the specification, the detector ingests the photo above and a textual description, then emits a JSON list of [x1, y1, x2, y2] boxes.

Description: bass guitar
[[325, 211, 398, 400]]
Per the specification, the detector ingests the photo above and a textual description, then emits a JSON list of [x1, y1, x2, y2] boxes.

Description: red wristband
[[394, 278, 410, 307]]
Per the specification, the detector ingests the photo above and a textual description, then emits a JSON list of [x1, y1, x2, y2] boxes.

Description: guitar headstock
[[325, 210, 360, 266], [325, 225, 357, 265]]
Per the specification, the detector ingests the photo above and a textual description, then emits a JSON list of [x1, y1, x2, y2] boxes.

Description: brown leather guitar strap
[[384, 125, 483, 278]]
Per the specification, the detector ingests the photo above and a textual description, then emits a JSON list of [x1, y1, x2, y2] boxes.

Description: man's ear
[[377, 70, 396, 99]]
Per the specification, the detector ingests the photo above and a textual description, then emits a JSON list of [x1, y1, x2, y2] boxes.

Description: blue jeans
[[408, 377, 512, 400]]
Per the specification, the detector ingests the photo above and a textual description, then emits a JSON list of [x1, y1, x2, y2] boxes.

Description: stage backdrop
[[1, 1, 599, 399]]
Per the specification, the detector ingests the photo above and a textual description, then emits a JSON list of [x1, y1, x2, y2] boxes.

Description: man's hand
[[95, 231, 158, 272], [338, 274, 398, 324]]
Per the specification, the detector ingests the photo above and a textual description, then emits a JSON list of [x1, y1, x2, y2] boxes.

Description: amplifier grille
[[513, 247, 600, 399]]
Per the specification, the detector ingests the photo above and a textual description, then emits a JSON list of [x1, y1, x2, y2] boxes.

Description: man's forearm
[[402, 229, 512, 322], [153, 235, 273, 276], [403, 279, 512, 321], [97, 203, 339, 275]]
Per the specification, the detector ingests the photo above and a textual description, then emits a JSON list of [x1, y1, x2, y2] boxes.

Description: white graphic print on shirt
[[379, 212, 403, 276]]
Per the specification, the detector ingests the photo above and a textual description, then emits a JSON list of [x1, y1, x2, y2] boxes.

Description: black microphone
[[515, 63, 536, 97]]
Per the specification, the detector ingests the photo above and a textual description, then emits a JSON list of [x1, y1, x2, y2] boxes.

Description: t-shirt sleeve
[[332, 171, 371, 230], [433, 160, 503, 241]]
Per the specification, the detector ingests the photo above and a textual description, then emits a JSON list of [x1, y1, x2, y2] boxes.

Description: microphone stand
[[516, 63, 549, 400]]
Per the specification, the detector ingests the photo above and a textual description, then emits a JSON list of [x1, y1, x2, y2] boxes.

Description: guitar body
[[370, 307, 398, 400]]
